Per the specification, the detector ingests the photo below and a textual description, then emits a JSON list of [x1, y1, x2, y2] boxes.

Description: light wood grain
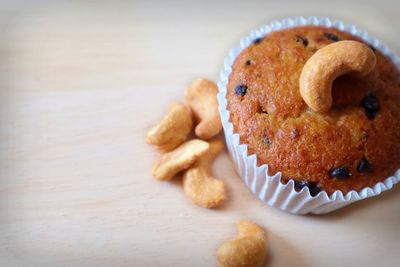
[[0, 1, 399, 266]]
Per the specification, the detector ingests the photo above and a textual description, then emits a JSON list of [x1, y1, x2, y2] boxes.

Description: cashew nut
[[182, 138, 226, 208], [152, 139, 209, 181], [300, 40, 376, 112], [185, 78, 222, 139], [146, 103, 193, 152], [217, 220, 267, 267]]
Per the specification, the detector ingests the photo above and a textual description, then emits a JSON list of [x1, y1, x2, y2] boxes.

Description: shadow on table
[[311, 184, 400, 220]]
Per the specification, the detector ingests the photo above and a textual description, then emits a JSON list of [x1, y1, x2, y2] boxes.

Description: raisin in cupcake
[[217, 17, 400, 214]]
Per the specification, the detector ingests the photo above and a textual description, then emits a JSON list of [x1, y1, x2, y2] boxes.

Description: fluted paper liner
[[217, 16, 400, 214]]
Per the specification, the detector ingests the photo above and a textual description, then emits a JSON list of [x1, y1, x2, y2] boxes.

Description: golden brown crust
[[227, 26, 400, 194]]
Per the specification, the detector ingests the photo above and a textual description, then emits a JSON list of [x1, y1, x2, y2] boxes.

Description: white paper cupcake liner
[[217, 16, 400, 214]]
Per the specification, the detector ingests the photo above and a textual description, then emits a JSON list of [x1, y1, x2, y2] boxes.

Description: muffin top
[[226, 26, 400, 195]]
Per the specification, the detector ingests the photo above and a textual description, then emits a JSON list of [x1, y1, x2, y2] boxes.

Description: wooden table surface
[[0, 1, 399, 266]]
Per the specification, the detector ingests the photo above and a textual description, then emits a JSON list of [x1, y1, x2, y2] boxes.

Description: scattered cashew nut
[[152, 139, 209, 181], [182, 138, 226, 208], [217, 220, 267, 267], [185, 78, 222, 139], [300, 40, 376, 112], [146, 102, 193, 152]]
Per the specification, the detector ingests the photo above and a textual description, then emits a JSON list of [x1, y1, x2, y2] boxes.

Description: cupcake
[[217, 17, 400, 214]]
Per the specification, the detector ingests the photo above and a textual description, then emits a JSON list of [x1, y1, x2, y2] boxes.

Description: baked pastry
[[226, 26, 400, 195]]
